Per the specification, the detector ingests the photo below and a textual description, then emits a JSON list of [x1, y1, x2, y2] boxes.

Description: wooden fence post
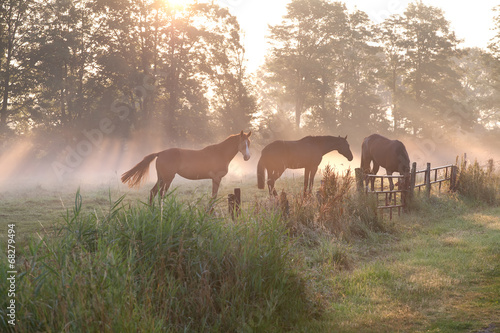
[[228, 188, 241, 220], [450, 165, 458, 191], [355, 168, 364, 194], [425, 162, 431, 197], [409, 162, 416, 201], [234, 188, 241, 217]]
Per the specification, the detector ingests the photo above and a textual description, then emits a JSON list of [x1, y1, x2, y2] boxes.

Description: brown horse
[[257, 135, 353, 195], [121, 131, 252, 203], [360, 134, 410, 192]]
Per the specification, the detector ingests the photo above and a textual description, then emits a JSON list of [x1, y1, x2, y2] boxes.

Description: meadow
[[0, 163, 499, 332]]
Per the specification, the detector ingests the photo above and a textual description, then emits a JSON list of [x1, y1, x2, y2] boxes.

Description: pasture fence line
[[355, 162, 458, 219]]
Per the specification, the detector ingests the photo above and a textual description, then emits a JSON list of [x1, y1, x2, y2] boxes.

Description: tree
[[484, 5, 500, 130], [380, 2, 464, 136], [266, 0, 338, 129], [0, 0, 32, 134], [264, 0, 384, 134], [333, 8, 385, 134]]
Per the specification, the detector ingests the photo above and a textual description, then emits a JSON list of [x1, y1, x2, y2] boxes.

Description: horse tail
[[257, 156, 266, 189], [360, 138, 371, 174], [121, 153, 159, 188]]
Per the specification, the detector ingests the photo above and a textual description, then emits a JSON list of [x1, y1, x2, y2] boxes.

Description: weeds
[[0, 192, 314, 332], [2, 165, 498, 332], [456, 157, 499, 205], [282, 166, 382, 242]]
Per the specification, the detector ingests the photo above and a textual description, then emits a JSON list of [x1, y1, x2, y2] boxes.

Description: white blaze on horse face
[[239, 138, 250, 161], [246, 141, 250, 158], [244, 140, 251, 161]]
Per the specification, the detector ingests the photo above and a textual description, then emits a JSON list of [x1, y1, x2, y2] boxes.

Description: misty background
[[1, 0, 499, 188]]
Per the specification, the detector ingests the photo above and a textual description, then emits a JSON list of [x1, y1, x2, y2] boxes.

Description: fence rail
[[355, 162, 458, 219]]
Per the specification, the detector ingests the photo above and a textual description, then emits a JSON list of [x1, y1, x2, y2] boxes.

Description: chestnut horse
[[121, 131, 252, 203], [360, 134, 410, 193], [257, 135, 353, 195]]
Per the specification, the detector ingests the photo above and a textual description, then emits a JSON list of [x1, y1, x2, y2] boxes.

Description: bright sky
[[217, 0, 499, 72]]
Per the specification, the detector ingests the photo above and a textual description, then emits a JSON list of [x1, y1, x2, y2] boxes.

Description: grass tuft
[[456, 157, 499, 205], [0, 191, 315, 332]]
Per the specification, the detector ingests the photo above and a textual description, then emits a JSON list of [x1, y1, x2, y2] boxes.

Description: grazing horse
[[360, 134, 410, 193], [121, 131, 252, 203], [257, 135, 353, 195]]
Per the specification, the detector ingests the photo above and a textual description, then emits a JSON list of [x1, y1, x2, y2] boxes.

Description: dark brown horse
[[257, 135, 353, 195], [361, 134, 410, 192], [121, 131, 252, 203]]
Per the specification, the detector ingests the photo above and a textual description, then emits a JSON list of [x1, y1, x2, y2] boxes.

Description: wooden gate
[[355, 162, 458, 219]]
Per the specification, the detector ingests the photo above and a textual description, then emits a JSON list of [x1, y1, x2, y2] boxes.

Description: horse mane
[[203, 133, 239, 152]]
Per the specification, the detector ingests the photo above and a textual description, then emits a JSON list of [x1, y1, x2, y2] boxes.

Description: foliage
[[1, 0, 255, 143], [0, 191, 314, 332], [279, 166, 382, 242], [456, 157, 499, 205], [379, 2, 464, 135], [1, 177, 500, 332], [265, 0, 385, 133]]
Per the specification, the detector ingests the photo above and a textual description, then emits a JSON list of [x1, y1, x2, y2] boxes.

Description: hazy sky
[[217, 0, 499, 71]]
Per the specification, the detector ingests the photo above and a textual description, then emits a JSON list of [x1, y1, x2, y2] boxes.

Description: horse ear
[[344, 135, 348, 140], [240, 130, 244, 136], [247, 131, 252, 137]]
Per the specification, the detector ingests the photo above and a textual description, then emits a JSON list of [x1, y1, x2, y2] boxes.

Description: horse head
[[338, 135, 353, 161], [238, 130, 252, 161]]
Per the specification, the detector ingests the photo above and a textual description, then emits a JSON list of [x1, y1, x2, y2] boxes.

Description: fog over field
[[0, 126, 497, 193], [1, 0, 499, 193]]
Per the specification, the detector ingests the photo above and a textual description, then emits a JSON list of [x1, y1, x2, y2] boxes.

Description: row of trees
[[1, 0, 500, 149], [1, 0, 254, 145], [260, 1, 500, 140]]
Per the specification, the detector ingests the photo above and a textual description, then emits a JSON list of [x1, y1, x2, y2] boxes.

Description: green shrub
[[253, 166, 383, 242], [456, 157, 499, 205], [0, 190, 314, 332]]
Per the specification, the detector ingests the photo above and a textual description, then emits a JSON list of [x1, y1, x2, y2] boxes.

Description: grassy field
[[0, 169, 499, 332]]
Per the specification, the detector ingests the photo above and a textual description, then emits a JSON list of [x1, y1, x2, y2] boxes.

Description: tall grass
[[0, 190, 314, 332], [456, 157, 499, 205], [283, 166, 383, 242]]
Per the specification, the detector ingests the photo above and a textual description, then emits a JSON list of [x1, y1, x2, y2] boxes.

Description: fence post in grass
[[426, 162, 431, 197], [355, 168, 364, 194], [228, 188, 241, 220], [450, 165, 458, 192], [402, 170, 411, 212], [409, 162, 417, 201], [234, 188, 241, 218]]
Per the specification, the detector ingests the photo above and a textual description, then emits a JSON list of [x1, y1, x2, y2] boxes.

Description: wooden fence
[[355, 162, 458, 219], [225, 162, 458, 220]]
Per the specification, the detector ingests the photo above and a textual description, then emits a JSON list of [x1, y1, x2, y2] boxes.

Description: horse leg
[[159, 175, 174, 199], [268, 174, 277, 196], [361, 152, 372, 190], [388, 172, 394, 201], [267, 168, 282, 196], [309, 166, 318, 193], [206, 177, 222, 214], [370, 162, 380, 191], [149, 179, 163, 205], [303, 168, 310, 194], [211, 177, 222, 198], [267, 180, 277, 196]]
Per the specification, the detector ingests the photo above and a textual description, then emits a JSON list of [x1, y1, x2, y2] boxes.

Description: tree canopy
[[1, 0, 499, 153]]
